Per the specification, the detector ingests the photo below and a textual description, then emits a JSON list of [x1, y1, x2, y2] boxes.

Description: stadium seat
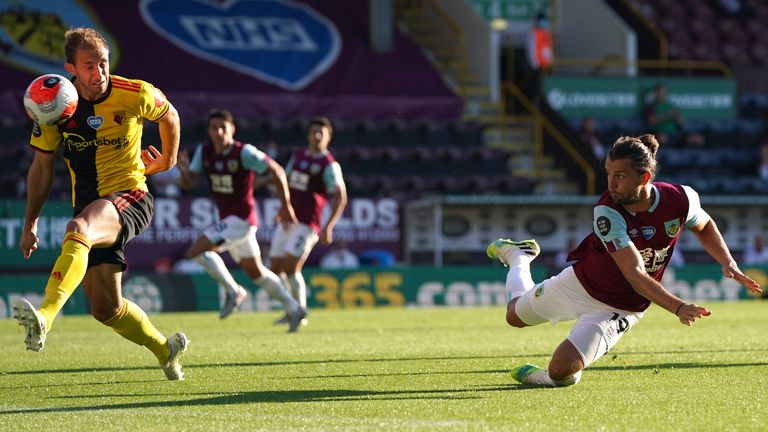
[[501, 177, 536, 194], [668, 40, 693, 61], [745, 17, 763, 40], [435, 176, 471, 194], [658, 150, 697, 168], [721, 41, 751, 65], [751, 43, 768, 65], [694, 150, 725, 168], [436, 147, 463, 163]]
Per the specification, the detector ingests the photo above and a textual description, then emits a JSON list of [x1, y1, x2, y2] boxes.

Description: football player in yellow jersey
[[12, 27, 190, 380]]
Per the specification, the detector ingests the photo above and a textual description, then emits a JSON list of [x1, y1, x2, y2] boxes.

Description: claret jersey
[[188, 140, 272, 226], [568, 182, 707, 312], [286, 149, 344, 233], [29, 75, 170, 210]]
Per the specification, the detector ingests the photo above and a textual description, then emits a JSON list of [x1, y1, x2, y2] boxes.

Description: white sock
[[194, 251, 239, 294], [525, 369, 581, 387], [505, 252, 535, 301], [254, 269, 300, 314], [287, 272, 307, 308]]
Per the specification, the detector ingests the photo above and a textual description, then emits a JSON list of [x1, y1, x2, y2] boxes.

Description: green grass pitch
[[1, 301, 766, 431]]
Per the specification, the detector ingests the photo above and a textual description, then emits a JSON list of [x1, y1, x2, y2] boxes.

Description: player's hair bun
[[637, 134, 660, 157]]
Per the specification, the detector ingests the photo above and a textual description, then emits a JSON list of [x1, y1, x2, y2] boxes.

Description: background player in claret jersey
[[270, 117, 347, 326], [12, 27, 190, 380], [177, 109, 306, 332], [486, 134, 761, 387]]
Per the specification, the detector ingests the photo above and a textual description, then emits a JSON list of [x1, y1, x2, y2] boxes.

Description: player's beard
[[610, 188, 643, 206]]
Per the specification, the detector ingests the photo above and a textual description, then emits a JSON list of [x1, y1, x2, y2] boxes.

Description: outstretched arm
[[689, 216, 761, 295], [610, 245, 710, 326]]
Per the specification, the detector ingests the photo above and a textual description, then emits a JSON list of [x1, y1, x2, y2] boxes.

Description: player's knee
[[548, 361, 583, 382], [505, 299, 527, 328], [267, 257, 283, 273], [244, 269, 261, 279], [239, 260, 262, 279], [65, 218, 88, 236], [184, 248, 197, 259], [92, 305, 120, 323], [283, 256, 303, 273], [549, 345, 585, 381], [186, 245, 209, 260]]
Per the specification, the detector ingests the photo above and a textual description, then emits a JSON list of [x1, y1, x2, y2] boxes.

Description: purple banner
[[0, 0, 462, 121], [125, 196, 401, 271]]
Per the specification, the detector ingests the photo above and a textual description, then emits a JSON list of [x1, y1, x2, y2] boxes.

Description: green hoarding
[[0, 200, 74, 270], [0, 265, 762, 319], [544, 77, 736, 119]]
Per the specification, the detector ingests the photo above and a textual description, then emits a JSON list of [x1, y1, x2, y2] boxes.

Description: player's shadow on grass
[[273, 359, 768, 380], [190, 353, 550, 369], [4, 348, 766, 380], [589, 361, 768, 372], [0, 353, 552, 378], [295, 369, 512, 379], [0, 386, 527, 414]]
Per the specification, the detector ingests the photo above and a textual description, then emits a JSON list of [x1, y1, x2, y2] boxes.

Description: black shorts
[[84, 190, 154, 270]]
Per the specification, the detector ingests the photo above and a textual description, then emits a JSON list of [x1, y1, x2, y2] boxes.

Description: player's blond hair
[[64, 27, 109, 64]]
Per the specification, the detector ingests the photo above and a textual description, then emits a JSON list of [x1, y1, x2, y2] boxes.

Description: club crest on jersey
[[227, 160, 239, 172], [664, 219, 681, 237], [113, 111, 126, 125], [87, 116, 104, 130], [641, 226, 656, 240], [139, 0, 342, 90], [310, 163, 321, 175]]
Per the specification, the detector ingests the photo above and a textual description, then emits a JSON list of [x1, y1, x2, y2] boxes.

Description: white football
[[23, 74, 79, 126]]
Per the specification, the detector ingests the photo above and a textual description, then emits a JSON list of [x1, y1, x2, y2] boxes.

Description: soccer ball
[[23, 74, 79, 126]]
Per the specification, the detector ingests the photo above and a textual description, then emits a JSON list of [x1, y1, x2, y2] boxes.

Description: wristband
[[674, 302, 685, 316]]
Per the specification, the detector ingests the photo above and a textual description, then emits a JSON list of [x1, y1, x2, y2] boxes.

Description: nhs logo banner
[[139, 0, 341, 90]]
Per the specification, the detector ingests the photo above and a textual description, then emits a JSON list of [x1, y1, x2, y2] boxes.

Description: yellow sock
[[38, 231, 91, 330], [103, 299, 169, 364]]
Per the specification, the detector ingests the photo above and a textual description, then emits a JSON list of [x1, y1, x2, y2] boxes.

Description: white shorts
[[515, 266, 644, 367], [268, 223, 319, 259], [203, 215, 260, 262]]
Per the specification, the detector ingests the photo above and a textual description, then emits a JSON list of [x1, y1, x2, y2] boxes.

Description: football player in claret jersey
[[12, 28, 190, 380], [487, 134, 762, 387], [177, 109, 306, 331], [270, 117, 347, 326]]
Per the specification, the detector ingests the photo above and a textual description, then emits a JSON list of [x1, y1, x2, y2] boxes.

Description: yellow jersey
[[30, 75, 170, 210]]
